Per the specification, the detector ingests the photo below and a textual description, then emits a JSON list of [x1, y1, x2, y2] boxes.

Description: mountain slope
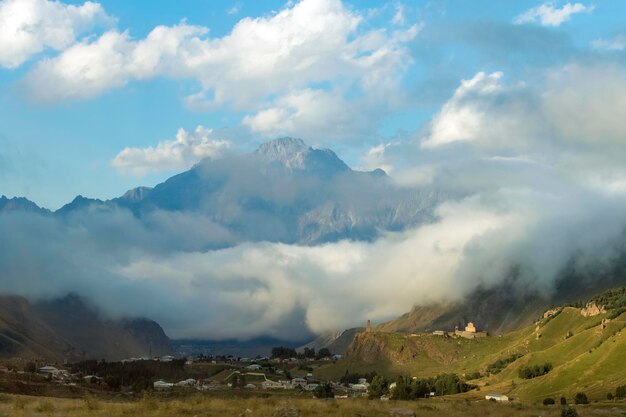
[[0, 294, 171, 361], [316, 288, 626, 402]]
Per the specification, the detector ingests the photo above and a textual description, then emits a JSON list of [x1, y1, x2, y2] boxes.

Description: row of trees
[[368, 374, 471, 400], [486, 353, 523, 375], [544, 393, 588, 406], [270, 346, 332, 360], [70, 359, 186, 391]]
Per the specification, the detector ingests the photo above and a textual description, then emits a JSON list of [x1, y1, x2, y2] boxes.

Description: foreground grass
[[0, 394, 621, 417]]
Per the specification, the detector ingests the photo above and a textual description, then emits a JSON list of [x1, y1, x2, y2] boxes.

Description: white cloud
[[514, 2, 593, 27], [357, 143, 395, 173], [241, 88, 381, 141], [592, 34, 626, 51], [421, 71, 507, 149], [391, 3, 405, 25], [23, 24, 208, 102], [0, 0, 113, 68], [227, 3, 241, 15], [111, 126, 231, 176]]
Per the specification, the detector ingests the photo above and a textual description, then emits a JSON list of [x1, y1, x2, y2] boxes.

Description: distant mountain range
[[1, 137, 443, 245]]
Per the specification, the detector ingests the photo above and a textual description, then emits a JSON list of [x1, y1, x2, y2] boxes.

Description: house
[[261, 380, 284, 389], [38, 366, 59, 374], [291, 377, 307, 387], [246, 364, 262, 370], [304, 383, 319, 391], [350, 383, 368, 392], [432, 330, 446, 336], [485, 394, 509, 402], [175, 378, 196, 387], [153, 380, 174, 389]]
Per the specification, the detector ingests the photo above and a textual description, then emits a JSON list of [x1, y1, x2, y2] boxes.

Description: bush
[[313, 383, 334, 399], [543, 398, 555, 405], [607, 393, 614, 401], [368, 375, 389, 399], [518, 363, 553, 379], [574, 392, 589, 404], [486, 354, 523, 375], [616, 385, 626, 399], [560, 397, 567, 405], [561, 407, 578, 417]]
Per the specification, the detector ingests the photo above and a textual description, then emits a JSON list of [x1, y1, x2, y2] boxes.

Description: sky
[[2, 0, 626, 341], [0, 0, 624, 209]]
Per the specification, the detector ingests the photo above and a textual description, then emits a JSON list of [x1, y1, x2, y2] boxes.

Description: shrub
[[543, 398, 555, 405], [486, 353, 523, 375], [616, 385, 626, 398], [561, 407, 578, 417], [518, 363, 553, 379], [574, 392, 589, 404], [560, 397, 567, 405], [607, 393, 614, 401], [313, 383, 334, 399], [368, 375, 389, 399]]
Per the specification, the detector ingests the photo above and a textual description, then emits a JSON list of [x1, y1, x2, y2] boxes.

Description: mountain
[[0, 196, 48, 215], [50, 137, 444, 245], [0, 293, 171, 361]]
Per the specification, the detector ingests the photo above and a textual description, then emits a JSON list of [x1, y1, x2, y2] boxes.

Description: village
[[0, 320, 509, 403]]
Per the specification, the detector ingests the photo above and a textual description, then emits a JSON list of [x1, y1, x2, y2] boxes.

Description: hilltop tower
[[366, 320, 372, 333]]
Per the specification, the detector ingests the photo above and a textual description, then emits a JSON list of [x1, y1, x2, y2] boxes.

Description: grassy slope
[[316, 307, 626, 402]]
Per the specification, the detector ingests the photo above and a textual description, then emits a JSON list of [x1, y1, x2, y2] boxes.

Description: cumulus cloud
[[18, 0, 420, 142], [514, 2, 593, 27], [23, 0, 419, 108], [0, 0, 113, 68], [111, 126, 231, 176], [23, 24, 207, 102]]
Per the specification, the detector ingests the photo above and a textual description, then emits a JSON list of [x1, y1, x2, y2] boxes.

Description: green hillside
[[314, 291, 626, 403]]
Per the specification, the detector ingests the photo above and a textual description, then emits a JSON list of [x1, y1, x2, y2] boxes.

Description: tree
[[616, 385, 626, 399], [543, 398, 555, 405], [24, 362, 37, 373], [560, 397, 567, 405], [271, 346, 297, 359], [303, 347, 316, 359], [313, 383, 334, 399], [574, 392, 589, 405], [607, 393, 614, 401], [368, 376, 389, 399], [316, 348, 332, 360], [561, 408, 578, 417]]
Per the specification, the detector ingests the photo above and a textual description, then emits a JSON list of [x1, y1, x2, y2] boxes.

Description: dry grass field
[[0, 394, 622, 417]]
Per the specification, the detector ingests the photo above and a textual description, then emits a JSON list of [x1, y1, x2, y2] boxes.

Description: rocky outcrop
[[581, 303, 606, 317]]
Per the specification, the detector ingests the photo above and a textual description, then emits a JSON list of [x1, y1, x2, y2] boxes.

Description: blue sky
[[1, 0, 626, 209]]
